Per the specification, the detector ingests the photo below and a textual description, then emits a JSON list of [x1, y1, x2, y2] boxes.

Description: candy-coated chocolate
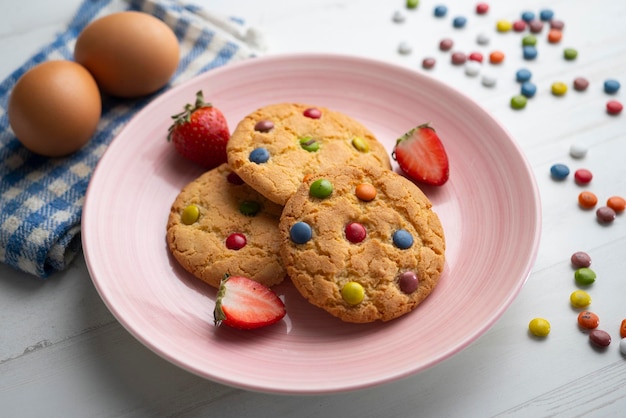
[[433, 5, 447, 17], [239, 200, 261, 217], [570, 290, 591, 308], [606, 196, 626, 213], [578, 191, 598, 209], [299, 136, 320, 152], [521, 11, 535, 22], [345, 222, 366, 243], [589, 329, 611, 347], [569, 143, 588, 158], [529, 318, 551, 337], [352, 136, 370, 152], [621, 319, 626, 339], [303, 107, 322, 119], [547, 29, 562, 43], [489, 50, 505, 64], [355, 183, 377, 201], [476, 32, 490, 45], [181, 204, 200, 225], [496, 19, 512, 32], [596, 206, 616, 223], [563, 48, 578, 60], [620, 338, 626, 355], [574, 168, 593, 185], [309, 178, 333, 199], [552, 82, 568, 96], [398, 41, 412, 55], [225, 232, 247, 250], [249, 147, 270, 164], [539, 9, 554, 21], [475, 3, 489, 14], [606, 100, 623, 115], [341, 281, 365, 305], [512, 20, 526, 32], [573, 77, 589, 91], [439, 38, 454, 51], [482, 73, 497, 87], [465, 61, 481, 77], [422, 57, 436, 69], [392, 229, 414, 249], [604, 79, 621, 94], [510, 95, 527, 110], [523, 46, 538, 60], [392, 11, 406, 23], [516, 69, 532, 82], [550, 20, 565, 30], [398, 271, 419, 294], [522, 35, 537, 46], [290, 221, 312, 244], [521, 82, 537, 98], [453, 16, 467, 28], [451, 52, 467, 65], [406, 0, 419, 9], [577, 311, 599, 329], [575, 267, 596, 285], [550, 163, 570, 180], [529, 20, 544, 33], [468, 52, 483, 62], [571, 251, 591, 268], [254, 120, 274, 132]]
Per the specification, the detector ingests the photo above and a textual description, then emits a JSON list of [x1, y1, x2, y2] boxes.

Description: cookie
[[279, 165, 445, 323], [167, 163, 285, 288], [227, 103, 392, 206]]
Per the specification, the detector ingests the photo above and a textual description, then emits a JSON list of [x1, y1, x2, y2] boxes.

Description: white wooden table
[[2, 0, 625, 416]]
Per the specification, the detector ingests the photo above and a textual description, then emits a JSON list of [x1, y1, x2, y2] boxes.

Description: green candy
[[239, 200, 261, 216], [564, 48, 578, 60], [309, 179, 333, 199], [522, 35, 537, 46], [510, 95, 527, 110], [406, 0, 419, 9], [299, 137, 319, 152], [575, 267, 596, 285]]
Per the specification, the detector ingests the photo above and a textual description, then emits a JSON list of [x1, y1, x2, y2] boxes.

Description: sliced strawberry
[[213, 275, 286, 330], [392, 123, 449, 186]]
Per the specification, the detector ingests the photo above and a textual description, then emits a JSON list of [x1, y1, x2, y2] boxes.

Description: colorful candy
[[596, 206, 616, 223], [621, 319, 626, 339], [570, 290, 591, 308], [550, 163, 570, 180], [451, 52, 467, 65], [345, 222, 366, 243], [254, 120, 274, 132], [516, 69, 532, 82], [550, 20, 565, 30], [482, 73, 497, 87], [290, 221, 312, 244], [309, 179, 333, 198], [577, 311, 600, 329], [529, 318, 551, 337], [574, 267, 596, 286], [574, 168, 593, 185], [300, 137, 319, 152], [398, 41, 412, 55], [620, 338, 626, 355], [589, 329, 611, 347], [521, 82, 537, 98], [468, 52, 483, 62], [571, 251, 591, 268], [406, 0, 419, 9], [453, 16, 467, 28], [551, 82, 568, 96], [181, 204, 200, 225], [510, 95, 527, 110], [398, 271, 419, 294], [529, 20, 544, 33], [607, 196, 626, 213], [496, 19, 512, 32], [475, 3, 489, 14], [606, 100, 623, 115], [523, 46, 538, 60], [489, 51, 505, 64], [521, 11, 535, 22], [604, 79, 621, 94], [392, 11, 406, 23], [355, 183, 377, 201], [573, 77, 589, 92], [563, 48, 578, 60], [547, 29, 562, 43], [522, 35, 537, 46], [392, 229, 414, 249], [225, 232, 247, 250], [352, 136, 370, 153], [465, 61, 481, 77], [512, 20, 526, 32], [539, 9, 554, 21], [476, 32, 490, 45], [569, 143, 588, 159], [439, 38, 453, 51], [341, 281, 365, 305], [249, 147, 270, 164], [303, 107, 322, 119], [422, 57, 436, 69], [578, 191, 598, 209], [433, 5, 447, 17]]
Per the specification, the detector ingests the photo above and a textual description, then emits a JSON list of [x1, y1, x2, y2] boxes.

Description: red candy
[[475, 2, 489, 14], [606, 100, 623, 115], [512, 20, 527, 32], [468, 52, 483, 63], [225, 233, 247, 250], [574, 168, 593, 185], [303, 107, 322, 119], [345, 222, 366, 243], [589, 329, 611, 347]]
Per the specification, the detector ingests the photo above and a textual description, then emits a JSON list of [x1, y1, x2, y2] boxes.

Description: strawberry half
[[392, 123, 450, 186], [167, 90, 230, 169], [213, 275, 286, 330]]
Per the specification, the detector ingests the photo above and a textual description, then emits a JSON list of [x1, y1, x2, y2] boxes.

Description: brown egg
[[74, 11, 180, 98], [8, 60, 102, 157]]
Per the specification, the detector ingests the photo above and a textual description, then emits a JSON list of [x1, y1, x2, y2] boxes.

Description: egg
[[8, 60, 102, 157], [74, 11, 180, 98]]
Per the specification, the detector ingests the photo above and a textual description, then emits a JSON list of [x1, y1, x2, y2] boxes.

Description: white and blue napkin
[[0, 0, 264, 278]]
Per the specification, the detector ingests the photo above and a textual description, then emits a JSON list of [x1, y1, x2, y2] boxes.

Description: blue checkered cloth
[[0, 0, 264, 278]]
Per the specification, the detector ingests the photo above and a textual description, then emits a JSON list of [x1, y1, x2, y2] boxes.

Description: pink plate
[[82, 54, 541, 394]]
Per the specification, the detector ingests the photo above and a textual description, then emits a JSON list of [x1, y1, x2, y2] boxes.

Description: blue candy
[[392, 229, 414, 249], [523, 46, 538, 60], [550, 163, 570, 180], [521, 82, 537, 97], [434, 5, 447, 17], [249, 147, 270, 164], [290, 222, 312, 244], [604, 79, 621, 94], [453, 16, 467, 28], [539, 9, 554, 21], [521, 11, 535, 22], [516, 69, 532, 82]]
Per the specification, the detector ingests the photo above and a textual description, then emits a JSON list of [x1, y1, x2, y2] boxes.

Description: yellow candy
[[181, 204, 200, 225], [570, 290, 591, 308], [351, 136, 370, 153], [552, 82, 568, 96], [341, 281, 365, 305], [529, 318, 551, 337], [496, 19, 512, 32]]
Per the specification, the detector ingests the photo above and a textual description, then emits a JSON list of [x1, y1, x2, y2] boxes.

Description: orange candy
[[621, 319, 626, 339], [547, 29, 562, 43], [355, 183, 377, 201], [489, 51, 505, 64], [607, 196, 626, 213], [578, 191, 598, 209], [578, 311, 600, 329]]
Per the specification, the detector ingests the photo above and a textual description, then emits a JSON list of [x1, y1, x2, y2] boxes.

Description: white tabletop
[[1, 0, 626, 416]]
